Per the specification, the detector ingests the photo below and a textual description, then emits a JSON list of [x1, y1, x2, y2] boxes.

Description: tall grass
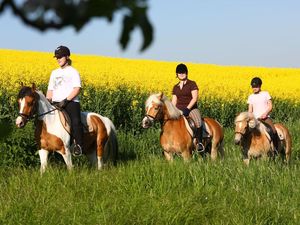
[[0, 122, 299, 225]]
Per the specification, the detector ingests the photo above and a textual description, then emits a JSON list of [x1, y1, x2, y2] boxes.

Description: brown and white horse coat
[[16, 85, 118, 173]]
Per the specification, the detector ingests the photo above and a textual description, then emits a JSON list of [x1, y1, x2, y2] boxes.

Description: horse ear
[[19, 82, 24, 87], [32, 83, 36, 91], [158, 92, 163, 100]]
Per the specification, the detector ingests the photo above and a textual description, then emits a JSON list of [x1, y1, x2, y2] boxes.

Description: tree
[[0, 0, 153, 51]]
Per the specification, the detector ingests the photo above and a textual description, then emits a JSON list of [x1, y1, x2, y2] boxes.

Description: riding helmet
[[54, 46, 71, 58], [176, 63, 188, 74], [251, 77, 262, 87]]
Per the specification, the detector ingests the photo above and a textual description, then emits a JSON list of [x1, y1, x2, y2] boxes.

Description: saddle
[[184, 117, 211, 139], [259, 120, 279, 142], [56, 109, 89, 135]]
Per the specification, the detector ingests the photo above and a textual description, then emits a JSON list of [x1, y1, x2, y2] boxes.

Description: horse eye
[[154, 107, 159, 110], [27, 102, 33, 107]]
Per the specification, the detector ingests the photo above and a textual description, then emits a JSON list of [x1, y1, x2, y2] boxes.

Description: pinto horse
[[234, 112, 292, 165], [15, 84, 118, 173], [142, 92, 224, 161]]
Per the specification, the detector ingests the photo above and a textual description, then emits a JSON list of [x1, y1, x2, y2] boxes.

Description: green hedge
[[0, 85, 299, 167]]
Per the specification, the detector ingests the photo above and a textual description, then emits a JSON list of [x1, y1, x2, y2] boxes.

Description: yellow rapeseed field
[[1, 49, 300, 103]]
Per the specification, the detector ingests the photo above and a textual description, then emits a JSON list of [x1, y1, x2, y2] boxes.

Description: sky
[[1, 0, 300, 68]]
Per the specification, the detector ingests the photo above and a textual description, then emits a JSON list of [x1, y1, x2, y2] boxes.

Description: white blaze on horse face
[[15, 98, 26, 127], [234, 121, 244, 144]]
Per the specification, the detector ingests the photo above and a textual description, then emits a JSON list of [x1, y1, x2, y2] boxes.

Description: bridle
[[18, 95, 57, 122], [145, 104, 164, 124], [234, 120, 248, 137]]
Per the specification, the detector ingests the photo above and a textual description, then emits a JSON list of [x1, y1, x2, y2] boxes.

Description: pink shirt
[[247, 91, 271, 118]]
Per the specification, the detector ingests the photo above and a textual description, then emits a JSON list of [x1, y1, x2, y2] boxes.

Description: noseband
[[234, 120, 248, 137]]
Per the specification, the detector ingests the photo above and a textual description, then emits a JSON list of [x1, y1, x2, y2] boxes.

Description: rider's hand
[[57, 98, 70, 109], [182, 108, 190, 117], [260, 113, 268, 120]]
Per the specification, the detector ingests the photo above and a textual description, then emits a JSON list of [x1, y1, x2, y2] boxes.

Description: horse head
[[16, 83, 39, 128], [142, 92, 164, 128], [234, 112, 258, 144]]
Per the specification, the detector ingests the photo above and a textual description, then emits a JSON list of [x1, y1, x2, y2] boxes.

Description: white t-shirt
[[48, 66, 81, 102], [247, 91, 271, 118]]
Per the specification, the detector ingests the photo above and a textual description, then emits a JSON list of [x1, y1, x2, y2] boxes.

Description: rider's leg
[[65, 101, 84, 156], [189, 109, 204, 152], [263, 118, 279, 153]]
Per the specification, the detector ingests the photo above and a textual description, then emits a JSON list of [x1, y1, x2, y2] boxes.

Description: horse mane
[[35, 90, 54, 110], [235, 111, 269, 134], [235, 111, 251, 123], [146, 93, 181, 119]]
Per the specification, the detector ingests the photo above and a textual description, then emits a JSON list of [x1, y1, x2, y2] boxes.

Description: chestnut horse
[[15, 84, 118, 173], [142, 93, 224, 161], [234, 112, 292, 165]]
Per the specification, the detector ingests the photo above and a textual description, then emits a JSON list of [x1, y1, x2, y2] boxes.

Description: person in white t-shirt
[[247, 77, 278, 151], [46, 46, 83, 156]]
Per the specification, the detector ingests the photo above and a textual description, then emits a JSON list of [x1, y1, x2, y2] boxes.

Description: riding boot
[[196, 127, 204, 152]]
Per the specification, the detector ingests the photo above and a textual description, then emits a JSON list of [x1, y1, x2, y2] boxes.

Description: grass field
[[0, 49, 299, 224], [0, 120, 299, 225]]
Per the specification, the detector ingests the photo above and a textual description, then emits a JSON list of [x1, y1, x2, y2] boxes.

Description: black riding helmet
[[251, 77, 262, 87], [176, 63, 188, 74], [54, 46, 70, 58]]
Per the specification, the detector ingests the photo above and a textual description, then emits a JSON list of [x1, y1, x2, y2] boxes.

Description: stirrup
[[73, 144, 82, 157], [196, 142, 205, 153]]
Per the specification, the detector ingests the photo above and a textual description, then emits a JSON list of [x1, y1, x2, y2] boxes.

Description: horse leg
[[243, 158, 250, 166], [38, 149, 49, 174], [181, 150, 192, 162], [59, 147, 73, 171], [163, 151, 173, 161], [210, 141, 218, 161]]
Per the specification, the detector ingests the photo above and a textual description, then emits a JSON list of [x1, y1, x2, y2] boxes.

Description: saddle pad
[[183, 117, 211, 138], [259, 123, 272, 141]]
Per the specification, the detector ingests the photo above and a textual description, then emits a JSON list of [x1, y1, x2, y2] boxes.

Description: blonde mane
[[235, 111, 269, 133], [146, 93, 182, 119], [235, 111, 251, 123]]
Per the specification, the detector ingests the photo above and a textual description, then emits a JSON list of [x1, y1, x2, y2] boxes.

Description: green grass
[[0, 121, 299, 225]]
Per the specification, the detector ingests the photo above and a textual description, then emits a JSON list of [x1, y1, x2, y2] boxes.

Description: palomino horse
[[15, 84, 118, 173], [142, 93, 224, 161], [234, 112, 292, 165]]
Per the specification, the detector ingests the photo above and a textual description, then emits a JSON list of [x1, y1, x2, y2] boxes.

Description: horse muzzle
[[15, 116, 26, 128], [142, 116, 153, 128], [234, 133, 242, 145]]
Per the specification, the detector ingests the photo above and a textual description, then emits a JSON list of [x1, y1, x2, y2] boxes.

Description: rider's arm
[[67, 87, 81, 101], [186, 89, 198, 110], [172, 95, 177, 106], [248, 104, 253, 113], [260, 100, 272, 119], [46, 90, 53, 101]]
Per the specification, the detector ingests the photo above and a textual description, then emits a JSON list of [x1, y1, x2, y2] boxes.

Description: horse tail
[[104, 125, 118, 165], [275, 123, 292, 163]]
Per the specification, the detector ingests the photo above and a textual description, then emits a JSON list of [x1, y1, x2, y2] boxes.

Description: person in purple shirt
[[172, 63, 204, 152]]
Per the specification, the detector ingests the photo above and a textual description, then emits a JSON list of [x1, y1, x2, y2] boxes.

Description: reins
[[19, 108, 57, 121]]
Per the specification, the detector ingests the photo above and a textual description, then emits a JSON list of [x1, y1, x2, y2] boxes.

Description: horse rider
[[46, 45, 84, 156], [247, 77, 279, 152], [171, 63, 204, 152]]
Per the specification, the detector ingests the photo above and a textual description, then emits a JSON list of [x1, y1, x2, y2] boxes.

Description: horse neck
[[161, 104, 171, 121], [36, 92, 55, 117]]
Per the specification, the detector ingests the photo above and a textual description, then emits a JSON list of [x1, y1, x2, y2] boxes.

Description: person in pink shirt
[[247, 77, 278, 151]]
